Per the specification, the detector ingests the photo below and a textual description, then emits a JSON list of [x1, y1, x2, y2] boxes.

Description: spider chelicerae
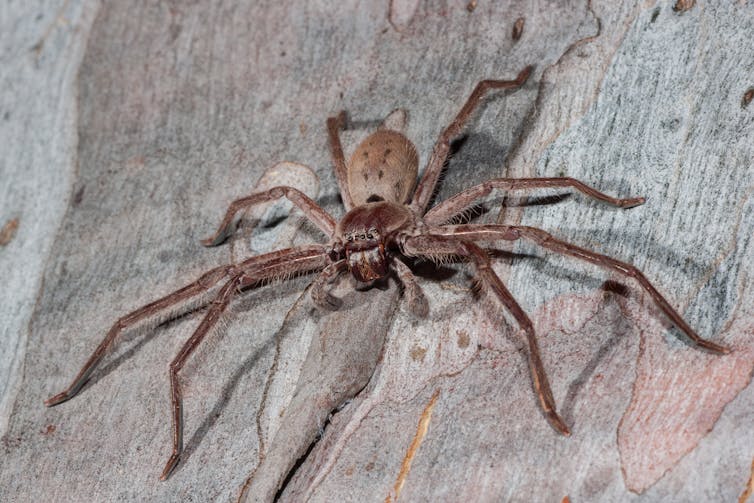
[[45, 65, 727, 480]]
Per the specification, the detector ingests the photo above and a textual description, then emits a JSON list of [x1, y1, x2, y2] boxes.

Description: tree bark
[[1, 1, 753, 502]]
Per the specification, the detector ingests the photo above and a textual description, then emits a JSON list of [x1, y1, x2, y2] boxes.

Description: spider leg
[[160, 275, 241, 480], [424, 177, 645, 225], [44, 264, 235, 407], [410, 66, 533, 214], [327, 111, 356, 211], [160, 245, 330, 480], [310, 259, 348, 310], [400, 234, 570, 435], [201, 186, 336, 246], [431, 224, 730, 354], [390, 258, 429, 318]]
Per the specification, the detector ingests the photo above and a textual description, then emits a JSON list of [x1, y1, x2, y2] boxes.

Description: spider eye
[[366, 233, 373, 239]]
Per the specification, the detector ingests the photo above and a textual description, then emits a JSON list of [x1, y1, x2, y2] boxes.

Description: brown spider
[[45, 65, 728, 481]]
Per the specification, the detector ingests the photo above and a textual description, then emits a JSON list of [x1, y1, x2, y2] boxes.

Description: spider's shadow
[[81, 276, 312, 476], [559, 281, 631, 426], [552, 278, 710, 428], [180, 332, 276, 472], [404, 249, 541, 284], [86, 310, 199, 391], [177, 278, 402, 476]]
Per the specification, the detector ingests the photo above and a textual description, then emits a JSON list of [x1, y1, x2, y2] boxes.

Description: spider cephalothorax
[[338, 201, 413, 282], [46, 65, 727, 485]]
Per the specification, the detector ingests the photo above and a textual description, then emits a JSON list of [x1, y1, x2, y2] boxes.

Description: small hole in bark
[[512, 17, 525, 40]]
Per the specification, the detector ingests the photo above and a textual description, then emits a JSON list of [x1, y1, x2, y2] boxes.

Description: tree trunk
[[1, 1, 753, 502]]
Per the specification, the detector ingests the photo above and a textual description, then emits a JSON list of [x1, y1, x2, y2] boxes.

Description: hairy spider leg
[[400, 234, 570, 436], [424, 177, 646, 226], [160, 245, 330, 480], [44, 264, 236, 407], [431, 224, 729, 354], [410, 65, 533, 214], [202, 186, 336, 247], [160, 275, 240, 480]]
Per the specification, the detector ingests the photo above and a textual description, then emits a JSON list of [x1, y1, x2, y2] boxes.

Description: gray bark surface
[[1, 1, 753, 502]]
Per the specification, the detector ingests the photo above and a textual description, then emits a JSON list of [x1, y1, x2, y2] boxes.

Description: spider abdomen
[[347, 129, 418, 206]]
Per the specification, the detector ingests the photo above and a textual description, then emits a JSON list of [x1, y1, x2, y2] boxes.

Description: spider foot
[[516, 65, 534, 85], [695, 338, 731, 355], [44, 391, 71, 407], [547, 411, 571, 437], [619, 196, 646, 208], [160, 453, 181, 481]]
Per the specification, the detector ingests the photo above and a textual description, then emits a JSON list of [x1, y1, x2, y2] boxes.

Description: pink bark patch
[[617, 298, 754, 493]]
